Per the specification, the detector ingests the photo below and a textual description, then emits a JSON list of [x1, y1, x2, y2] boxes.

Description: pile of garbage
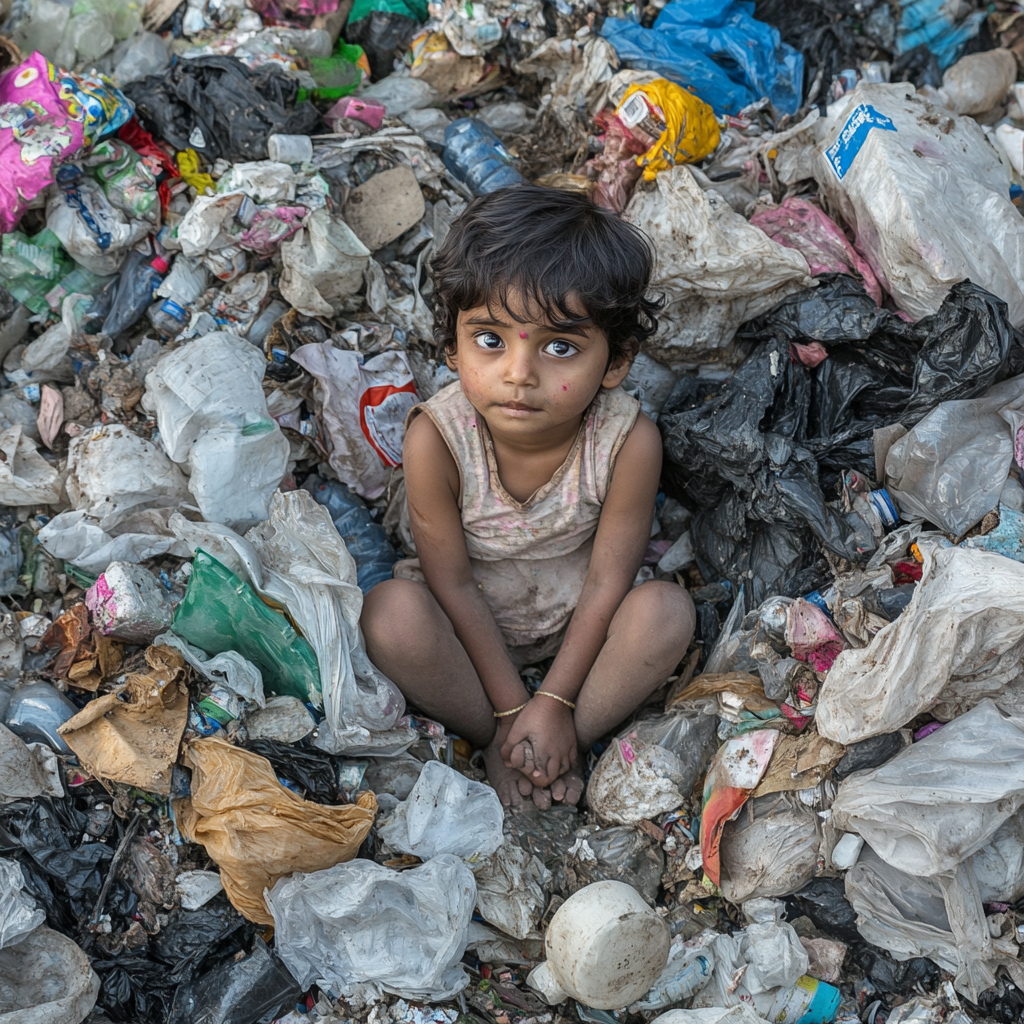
[[5, 0, 1024, 1021]]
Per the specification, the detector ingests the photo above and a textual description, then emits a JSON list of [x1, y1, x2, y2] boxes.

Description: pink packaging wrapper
[[751, 196, 884, 307], [324, 96, 386, 130]]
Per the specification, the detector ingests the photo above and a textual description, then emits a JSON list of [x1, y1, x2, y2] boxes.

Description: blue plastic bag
[[895, 0, 984, 70], [601, 0, 804, 116]]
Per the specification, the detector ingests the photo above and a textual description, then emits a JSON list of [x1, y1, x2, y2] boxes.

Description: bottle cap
[[151, 256, 169, 274]]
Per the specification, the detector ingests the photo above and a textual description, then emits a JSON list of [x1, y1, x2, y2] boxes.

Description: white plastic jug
[[527, 880, 670, 1009]]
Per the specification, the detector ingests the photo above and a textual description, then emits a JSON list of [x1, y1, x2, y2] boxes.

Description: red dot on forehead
[[519, 331, 528, 339]]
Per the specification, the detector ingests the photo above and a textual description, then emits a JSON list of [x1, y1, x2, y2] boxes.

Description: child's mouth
[[499, 402, 540, 416]]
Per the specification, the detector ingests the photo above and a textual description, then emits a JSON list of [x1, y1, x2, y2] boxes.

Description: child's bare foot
[[483, 739, 551, 809], [550, 764, 584, 805]]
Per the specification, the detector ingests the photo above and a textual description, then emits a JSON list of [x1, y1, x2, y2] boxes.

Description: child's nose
[[504, 346, 536, 386]]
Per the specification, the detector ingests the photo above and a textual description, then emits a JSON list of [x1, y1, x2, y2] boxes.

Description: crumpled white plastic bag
[[38, 509, 190, 575], [475, 841, 550, 940], [169, 492, 413, 755], [831, 700, 1024, 877], [845, 845, 1024, 1001], [279, 208, 369, 317], [0, 858, 44, 950], [885, 374, 1024, 536], [65, 423, 190, 520], [143, 331, 288, 529], [813, 82, 1024, 325], [0, 424, 62, 506], [267, 853, 477, 1001], [154, 632, 264, 708], [817, 546, 1024, 743], [377, 760, 505, 864], [624, 164, 812, 367]]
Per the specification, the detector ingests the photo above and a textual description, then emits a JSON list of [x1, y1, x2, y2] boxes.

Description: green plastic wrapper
[[172, 549, 322, 706], [348, 0, 427, 24]]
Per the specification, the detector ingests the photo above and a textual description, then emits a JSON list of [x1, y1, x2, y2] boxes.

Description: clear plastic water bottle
[[147, 255, 209, 338], [304, 476, 398, 593], [101, 252, 167, 337], [442, 119, 525, 195]]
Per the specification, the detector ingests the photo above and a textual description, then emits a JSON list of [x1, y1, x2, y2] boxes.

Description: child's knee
[[361, 578, 441, 656], [640, 581, 696, 651]]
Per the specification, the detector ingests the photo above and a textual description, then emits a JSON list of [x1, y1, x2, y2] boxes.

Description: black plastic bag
[[661, 278, 1023, 598], [124, 56, 321, 163], [346, 11, 422, 81], [93, 951, 180, 1023], [154, 897, 249, 983], [833, 732, 907, 783], [167, 936, 301, 1024], [243, 738, 337, 803]]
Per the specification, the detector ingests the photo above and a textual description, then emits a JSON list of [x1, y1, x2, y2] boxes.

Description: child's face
[[447, 290, 631, 439]]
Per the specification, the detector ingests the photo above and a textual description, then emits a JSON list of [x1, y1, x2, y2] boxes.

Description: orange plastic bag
[[616, 79, 720, 180], [177, 736, 377, 924]]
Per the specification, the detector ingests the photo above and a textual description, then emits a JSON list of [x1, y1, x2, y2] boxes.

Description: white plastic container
[[527, 880, 670, 1009]]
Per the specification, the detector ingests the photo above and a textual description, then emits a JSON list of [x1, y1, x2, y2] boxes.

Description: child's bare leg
[[360, 578, 548, 808], [547, 582, 695, 804]]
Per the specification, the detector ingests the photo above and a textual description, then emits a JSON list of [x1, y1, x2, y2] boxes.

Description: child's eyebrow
[[464, 315, 514, 328]]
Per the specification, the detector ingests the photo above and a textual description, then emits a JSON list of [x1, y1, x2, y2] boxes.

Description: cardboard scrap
[[57, 645, 188, 794], [343, 165, 425, 252], [752, 731, 846, 797]]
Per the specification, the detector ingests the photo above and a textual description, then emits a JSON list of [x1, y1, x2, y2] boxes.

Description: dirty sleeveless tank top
[[394, 381, 640, 646]]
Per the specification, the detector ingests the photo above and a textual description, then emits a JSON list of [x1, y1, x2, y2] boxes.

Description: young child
[[361, 185, 695, 809]]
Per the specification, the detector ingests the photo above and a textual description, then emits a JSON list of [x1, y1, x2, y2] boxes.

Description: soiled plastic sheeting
[[475, 842, 549, 940], [242, 490, 411, 755], [587, 710, 718, 826], [377, 760, 504, 863], [813, 83, 1024, 326], [601, 0, 804, 115], [123, 55, 321, 163], [817, 547, 1024, 744], [0, 858, 44, 949], [885, 374, 1024, 536], [267, 854, 477, 1001], [720, 793, 820, 904], [172, 549, 321, 706], [623, 165, 812, 365], [0, 925, 101, 1024], [831, 700, 1024, 878], [845, 847, 1024, 1002], [177, 736, 377, 925], [64, 424, 190, 520]]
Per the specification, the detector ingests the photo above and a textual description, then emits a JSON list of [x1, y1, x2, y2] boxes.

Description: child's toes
[[553, 767, 584, 806], [531, 785, 552, 810], [517, 774, 533, 797]]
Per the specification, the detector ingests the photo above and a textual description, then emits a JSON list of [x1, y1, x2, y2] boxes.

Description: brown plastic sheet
[[177, 735, 377, 925]]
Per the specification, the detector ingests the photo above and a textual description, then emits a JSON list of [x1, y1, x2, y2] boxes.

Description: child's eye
[[474, 331, 504, 350], [543, 339, 578, 358]]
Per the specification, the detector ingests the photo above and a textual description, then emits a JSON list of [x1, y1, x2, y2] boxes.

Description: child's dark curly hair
[[430, 184, 662, 366]]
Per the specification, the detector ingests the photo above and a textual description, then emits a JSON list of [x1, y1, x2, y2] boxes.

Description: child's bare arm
[[500, 413, 663, 783], [403, 414, 530, 716]]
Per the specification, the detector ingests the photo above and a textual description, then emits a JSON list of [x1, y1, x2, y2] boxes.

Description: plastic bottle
[[442, 119, 525, 195], [631, 950, 714, 1010], [752, 975, 842, 1024], [101, 253, 167, 338], [147, 255, 209, 337], [304, 475, 398, 593]]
